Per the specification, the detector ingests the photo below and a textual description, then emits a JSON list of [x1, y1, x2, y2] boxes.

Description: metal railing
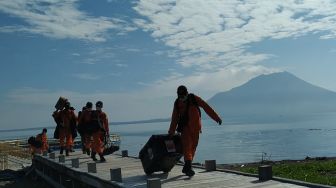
[[0, 134, 121, 170]]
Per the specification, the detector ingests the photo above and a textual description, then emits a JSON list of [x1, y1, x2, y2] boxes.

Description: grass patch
[[219, 158, 336, 186]]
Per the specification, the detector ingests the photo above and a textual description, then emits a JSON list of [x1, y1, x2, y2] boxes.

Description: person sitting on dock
[[168, 85, 222, 177]]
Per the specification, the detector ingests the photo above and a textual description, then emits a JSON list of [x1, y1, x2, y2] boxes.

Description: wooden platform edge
[[33, 155, 124, 188]]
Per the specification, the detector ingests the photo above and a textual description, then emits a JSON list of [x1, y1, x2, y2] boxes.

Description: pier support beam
[[49, 152, 55, 159], [258, 165, 272, 181], [147, 178, 161, 188], [122, 150, 128, 157], [58, 155, 65, 163], [110, 168, 122, 182], [88, 163, 97, 173], [205, 160, 216, 171], [71, 158, 79, 168]]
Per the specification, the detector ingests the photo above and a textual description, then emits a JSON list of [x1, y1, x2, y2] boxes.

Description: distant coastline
[[0, 118, 171, 132]]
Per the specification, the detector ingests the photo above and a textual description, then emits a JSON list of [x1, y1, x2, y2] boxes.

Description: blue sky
[[1, 0, 336, 130]]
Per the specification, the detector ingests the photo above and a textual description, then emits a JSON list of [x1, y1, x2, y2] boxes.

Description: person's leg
[[181, 131, 195, 176], [59, 129, 66, 154]]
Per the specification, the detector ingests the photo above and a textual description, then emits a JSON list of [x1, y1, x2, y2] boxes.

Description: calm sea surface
[[1, 113, 336, 164]]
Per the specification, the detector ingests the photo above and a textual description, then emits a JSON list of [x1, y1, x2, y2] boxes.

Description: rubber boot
[[91, 152, 97, 161], [99, 153, 106, 162], [66, 149, 70, 156], [183, 160, 195, 177], [60, 147, 64, 155]]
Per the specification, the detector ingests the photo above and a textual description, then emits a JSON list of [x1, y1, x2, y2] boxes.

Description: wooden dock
[[31, 150, 322, 188]]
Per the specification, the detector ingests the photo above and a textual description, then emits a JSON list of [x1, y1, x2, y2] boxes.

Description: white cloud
[[72, 73, 101, 80], [0, 0, 136, 42], [134, 0, 336, 70]]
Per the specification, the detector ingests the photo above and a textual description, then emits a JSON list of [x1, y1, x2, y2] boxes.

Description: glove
[[218, 118, 222, 125]]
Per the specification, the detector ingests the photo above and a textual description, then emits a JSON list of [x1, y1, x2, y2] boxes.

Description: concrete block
[[122, 150, 128, 157], [88, 163, 97, 173], [71, 158, 79, 168], [205, 160, 216, 171], [110, 168, 122, 182], [58, 155, 65, 163], [147, 178, 161, 188], [258, 165, 272, 181], [49, 152, 55, 159]]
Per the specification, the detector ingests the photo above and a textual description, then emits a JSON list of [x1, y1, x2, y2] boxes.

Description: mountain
[[207, 72, 336, 123]]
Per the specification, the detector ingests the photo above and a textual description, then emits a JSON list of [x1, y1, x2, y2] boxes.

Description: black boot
[[99, 154, 106, 162], [86, 149, 91, 156], [60, 147, 64, 155], [91, 152, 97, 161], [66, 149, 70, 156], [183, 160, 195, 177]]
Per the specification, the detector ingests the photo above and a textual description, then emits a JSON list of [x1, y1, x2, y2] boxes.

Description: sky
[[1, 0, 336, 130]]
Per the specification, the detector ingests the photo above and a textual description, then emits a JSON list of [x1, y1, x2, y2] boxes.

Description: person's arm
[[168, 103, 179, 135], [103, 113, 109, 135], [195, 95, 222, 125]]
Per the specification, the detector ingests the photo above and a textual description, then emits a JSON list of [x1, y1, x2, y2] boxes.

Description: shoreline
[[217, 156, 336, 170]]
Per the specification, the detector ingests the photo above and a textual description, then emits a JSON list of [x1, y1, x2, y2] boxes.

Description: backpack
[[88, 110, 103, 133], [174, 93, 201, 133]]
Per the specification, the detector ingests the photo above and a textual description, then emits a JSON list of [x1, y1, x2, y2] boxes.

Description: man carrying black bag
[[168, 85, 222, 177]]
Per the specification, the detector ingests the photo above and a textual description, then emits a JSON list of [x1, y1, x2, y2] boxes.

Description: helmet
[[64, 101, 71, 109], [96, 101, 103, 108], [86, 102, 93, 108]]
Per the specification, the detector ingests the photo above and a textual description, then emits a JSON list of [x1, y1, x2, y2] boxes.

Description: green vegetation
[[235, 159, 336, 186]]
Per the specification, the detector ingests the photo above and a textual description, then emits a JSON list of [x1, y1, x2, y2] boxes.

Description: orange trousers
[[181, 127, 199, 161], [92, 131, 104, 155], [84, 133, 92, 150], [59, 128, 73, 150]]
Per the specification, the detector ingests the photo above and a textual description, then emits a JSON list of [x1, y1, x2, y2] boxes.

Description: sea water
[[1, 113, 336, 164]]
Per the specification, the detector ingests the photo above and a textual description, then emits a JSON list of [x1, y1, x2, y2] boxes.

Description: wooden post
[[71, 158, 79, 168], [147, 178, 161, 188], [110, 168, 122, 182], [49, 152, 55, 159], [88, 163, 97, 173], [258, 165, 272, 181], [59, 155, 65, 163], [122, 150, 128, 157], [205, 160, 216, 171]]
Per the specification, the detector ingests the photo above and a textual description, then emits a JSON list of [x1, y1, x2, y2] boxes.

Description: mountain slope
[[208, 72, 336, 122]]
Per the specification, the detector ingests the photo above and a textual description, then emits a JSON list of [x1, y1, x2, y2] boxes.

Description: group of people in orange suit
[[78, 101, 109, 162], [52, 100, 109, 162], [29, 85, 221, 175]]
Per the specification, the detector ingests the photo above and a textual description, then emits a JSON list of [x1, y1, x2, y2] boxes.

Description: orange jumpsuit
[[169, 94, 221, 161], [55, 109, 77, 150], [36, 133, 49, 152], [92, 111, 109, 155], [78, 109, 92, 151]]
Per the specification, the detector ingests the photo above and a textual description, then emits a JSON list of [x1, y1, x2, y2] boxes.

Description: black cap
[[177, 85, 188, 95], [86, 102, 93, 108], [96, 101, 103, 108]]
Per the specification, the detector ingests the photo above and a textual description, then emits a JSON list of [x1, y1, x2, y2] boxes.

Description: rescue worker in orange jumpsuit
[[168, 85, 222, 177], [91, 101, 109, 162], [78, 102, 93, 156], [53, 101, 77, 156]]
